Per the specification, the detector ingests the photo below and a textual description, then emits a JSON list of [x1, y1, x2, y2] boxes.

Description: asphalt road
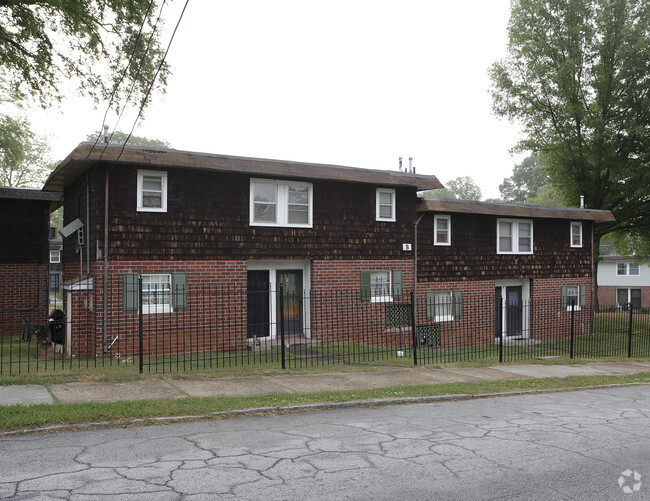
[[1, 386, 649, 500]]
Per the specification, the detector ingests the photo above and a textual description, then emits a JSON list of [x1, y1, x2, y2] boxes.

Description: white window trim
[[434, 215, 451, 246], [565, 285, 581, 311], [142, 273, 173, 315], [370, 270, 393, 303], [570, 222, 582, 248], [617, 262, 641, 276], [433, 291, 454, 322], [250, 179, 313, 228], [376, 188, 396, 222], [137, 170, 168, 213], [49, 250, 61, 264], [497, 219, 534, 255]]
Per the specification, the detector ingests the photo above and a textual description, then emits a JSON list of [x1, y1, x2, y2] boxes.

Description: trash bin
[[48, 309, 65, 346]]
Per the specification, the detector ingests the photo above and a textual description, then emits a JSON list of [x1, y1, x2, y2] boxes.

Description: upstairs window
[[497, 219, 533, 254], [49, 250, 60, 264], [434, 215, 451, 246], [617, 263, 640, 276], [376, 188, 396, 222], [137, 170, 167, 212], [250, 179, 313, 227], [570, 222, 582, 248]]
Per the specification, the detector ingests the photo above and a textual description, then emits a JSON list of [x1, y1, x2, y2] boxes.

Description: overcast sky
[[25, 0, 523, 199]]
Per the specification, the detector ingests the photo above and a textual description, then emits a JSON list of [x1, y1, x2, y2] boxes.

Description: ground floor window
[[425, 291, 461, 322], [123, 273, 187, 314], [561, 285, 586, 310]]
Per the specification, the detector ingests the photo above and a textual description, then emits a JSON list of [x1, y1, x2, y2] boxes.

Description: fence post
[[498, 295, 503, 364], [138, 275, 143, 375], [279, 284, 286, 370], [410, 290, 418, 367], [628, 302, 634, 358], [569, 300, 575, 359]]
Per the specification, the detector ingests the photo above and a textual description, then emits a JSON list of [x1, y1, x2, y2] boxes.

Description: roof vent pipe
[[103, 125, 110, 144], [580, 195, 585, 209], [409, 157, 413, 173], [399, 156, 403, 172]]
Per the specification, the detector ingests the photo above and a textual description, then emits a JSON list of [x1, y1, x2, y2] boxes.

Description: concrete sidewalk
[[2, 360, 650, 406]]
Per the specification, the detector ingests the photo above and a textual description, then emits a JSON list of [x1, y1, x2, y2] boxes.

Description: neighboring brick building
[[0, 187, 62, 335], [598, 244, 649, 310], [415, 199, 614, 346], [43, 144, 614, 356]]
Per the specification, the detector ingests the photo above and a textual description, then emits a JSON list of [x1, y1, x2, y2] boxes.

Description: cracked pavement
[[1, 386, 649, 500]]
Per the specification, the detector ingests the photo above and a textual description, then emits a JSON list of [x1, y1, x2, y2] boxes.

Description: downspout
[[413, 212, 425, 322], [86, 176, 91, 277], [102, 167, 110, 351]]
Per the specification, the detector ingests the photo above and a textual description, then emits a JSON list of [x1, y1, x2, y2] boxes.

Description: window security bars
[[1, 279, 649, 374]]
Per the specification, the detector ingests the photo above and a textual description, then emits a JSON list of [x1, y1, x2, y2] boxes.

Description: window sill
[[250, 222, 313, 229], [137, 207, 167, 213]]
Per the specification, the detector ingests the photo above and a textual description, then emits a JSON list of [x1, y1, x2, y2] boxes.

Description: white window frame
[[141, 273, 173, 314], [564, 285, 581, 311], [49, 250, 61, 264], [137, 170, 168, 212], [497, 219, 533, 255], [370, 270, 392, 303], [570, 222, 582, 248], [434, 215, 451, 246], [250, 179, 313, 228], [432, 291, 454, 322], [376, 188, 396, 222], [617, 262, 640, 276]]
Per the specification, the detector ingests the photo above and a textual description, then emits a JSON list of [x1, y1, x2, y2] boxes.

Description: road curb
[[2, 381, 648, 437]]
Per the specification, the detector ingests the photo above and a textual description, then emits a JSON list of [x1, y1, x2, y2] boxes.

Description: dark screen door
[[247, 271, 270, 338], [277, 270, 303, 335], [505, 286, 523, 337]]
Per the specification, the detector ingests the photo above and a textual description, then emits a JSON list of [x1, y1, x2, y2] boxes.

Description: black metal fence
[[1, 279, 649, 374]]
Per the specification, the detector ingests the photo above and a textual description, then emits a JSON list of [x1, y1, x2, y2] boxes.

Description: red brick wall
[[64, 260, 248, 357], [0, 263, 49, 337]]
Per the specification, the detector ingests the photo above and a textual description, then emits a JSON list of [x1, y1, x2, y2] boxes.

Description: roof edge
[[416, 199, 616, 222], [44, 143, 444, 191]]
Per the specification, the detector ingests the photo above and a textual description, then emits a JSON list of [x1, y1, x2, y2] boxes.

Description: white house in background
[[598, 245, 650, 310]]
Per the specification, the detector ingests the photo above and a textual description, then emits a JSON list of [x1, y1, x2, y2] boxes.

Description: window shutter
[[580, 285, 587, 308], [426, 292, 436, 321], [561, 286, 568, 309], [172, 273, 187, 309], [360, 271, 371, 301], [453, 290, 462, 318], [123, 273, 139, 312], [392, 270, 403, 299]]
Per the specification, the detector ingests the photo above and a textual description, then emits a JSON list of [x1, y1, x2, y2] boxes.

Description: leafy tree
[[0, 1, 169, 109], [85, 130, 171, 149], [423, 176, 482, 201], [490, 0, 650, 249], [499, 154, 549, 203], [0, 114, 51, 187], [525, 184, 566, 208]]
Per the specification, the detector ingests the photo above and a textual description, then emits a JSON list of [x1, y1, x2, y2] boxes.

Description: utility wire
[[112, 0, 190, 164], [82, 0, 157, 161]]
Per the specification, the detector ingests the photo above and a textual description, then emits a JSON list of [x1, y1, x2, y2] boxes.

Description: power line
[[82, 0, 158, 161], [113, 0, 191, 164]]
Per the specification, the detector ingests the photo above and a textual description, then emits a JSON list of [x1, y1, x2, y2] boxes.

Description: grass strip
[[2, 372, 650, 433]]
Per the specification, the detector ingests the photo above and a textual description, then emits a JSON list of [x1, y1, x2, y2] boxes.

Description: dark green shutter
[[453, 290, 462, 318], [580, 285, 587, 308], [426, 292, 436, 321], [123, 273, 139, 312], [561, 286, 568, 308], [172, 273, 187, 309], [392, 270, 403, 299], [360, 270, 371, 301]]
